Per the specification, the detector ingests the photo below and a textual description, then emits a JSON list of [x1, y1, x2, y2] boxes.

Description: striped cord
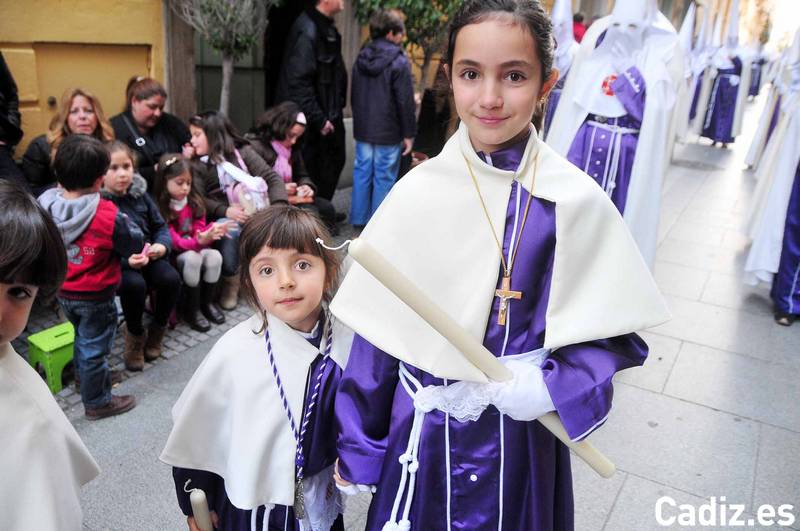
[[265, 317, 334, 481]]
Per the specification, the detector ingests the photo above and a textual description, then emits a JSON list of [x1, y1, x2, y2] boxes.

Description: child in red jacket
[[38, 135, 145, 420], [153, 154, 228, 332]]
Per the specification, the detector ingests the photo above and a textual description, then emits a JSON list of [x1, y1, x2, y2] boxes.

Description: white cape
[[331, 123, 670, 384], [0, 342, 100, 531], [160, 313, 353, 513], [744, 92, 800, 285], [546, 15, 684, 267]]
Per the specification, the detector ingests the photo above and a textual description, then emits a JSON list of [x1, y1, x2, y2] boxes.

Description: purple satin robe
[[335, 137, 649, 531], [544, 73, 568, 137], [772, 161, 800, 315], [701, 57, 743, 143], [172, 331, 345, 531], [689, 70, 705, 121], [749, 58, 766, 97], [565, 66, 646, 214]]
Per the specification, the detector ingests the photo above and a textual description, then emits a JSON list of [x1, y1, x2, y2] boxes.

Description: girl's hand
[[182, 143, 195, 159], [187, 511, 219, 531], [147, 243, 167, 260], [296, 185, 314, 198], [225, 205, 249, 224], [128, 252, 150, 269], [333, 458, 351, 487], [285, 182, 298, 195], [196, 227, 216, 246]]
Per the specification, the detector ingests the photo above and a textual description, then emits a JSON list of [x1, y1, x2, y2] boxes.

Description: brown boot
[[218, 274, 240, 310], [124, 327, 146, 371], [85, 394, 137, 420], [143, 323, 167, 361]]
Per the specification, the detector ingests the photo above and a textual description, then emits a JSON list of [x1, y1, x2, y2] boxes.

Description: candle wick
[[316, 237, 352, 251], [183, 479, 195, 493]]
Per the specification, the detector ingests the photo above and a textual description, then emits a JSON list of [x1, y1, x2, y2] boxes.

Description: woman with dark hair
[[110, 76, 191, 188], [22, 87, 115, 196], [248, 101, 337, 232], [188, 110, 288, 309]]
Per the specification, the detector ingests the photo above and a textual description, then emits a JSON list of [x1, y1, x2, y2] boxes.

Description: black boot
[[200, 281, 225, 324], [182, 286, 211, 332]]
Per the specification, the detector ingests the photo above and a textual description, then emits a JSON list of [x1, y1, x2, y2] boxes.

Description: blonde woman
[[22, 87, 114, 196]]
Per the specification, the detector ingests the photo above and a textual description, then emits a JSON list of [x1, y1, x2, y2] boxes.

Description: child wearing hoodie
[[38, 134, 144, 420], [102, 141, 181, 371], [349, 9, 417, 228]]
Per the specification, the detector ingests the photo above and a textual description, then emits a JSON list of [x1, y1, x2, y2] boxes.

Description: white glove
[[611, 41, 636, 75], [335, 482, 376, 496], [491, 358, 555, 422]]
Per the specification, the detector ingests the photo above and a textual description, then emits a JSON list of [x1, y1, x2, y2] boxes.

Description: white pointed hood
[[552, 0, 578, 75], [725, 0, 740, 50], [678, 2, 696, 55]]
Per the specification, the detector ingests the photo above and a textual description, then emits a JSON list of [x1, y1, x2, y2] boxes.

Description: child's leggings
[[175, 249, 223, 287]]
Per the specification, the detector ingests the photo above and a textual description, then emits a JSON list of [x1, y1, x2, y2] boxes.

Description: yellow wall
[[0, 0, 166, 156]]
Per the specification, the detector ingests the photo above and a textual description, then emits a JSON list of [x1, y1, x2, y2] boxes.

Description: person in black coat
[[350, 9, 417, 227], [0, 52, 27, 190], [275, 0, 347, 202], [102, 141, 181, 371], [22, 87, 115, 197], [110, 77, 191, 190]]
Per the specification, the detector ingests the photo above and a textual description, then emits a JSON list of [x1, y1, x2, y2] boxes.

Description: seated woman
[[110, 76, 191, 188], [248, 101, 337, 232], [22, 87, 114, 197], [187, 110, 288, 310]]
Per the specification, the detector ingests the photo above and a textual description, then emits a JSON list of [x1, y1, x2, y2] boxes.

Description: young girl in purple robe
[[161, 205, 353, 531], [330, 1, 669, 530]]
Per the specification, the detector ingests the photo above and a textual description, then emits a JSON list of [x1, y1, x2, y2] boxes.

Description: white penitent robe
[[745, 89, 800, 285], [0, 342, 100, 531], [547, 11, 683, 267]]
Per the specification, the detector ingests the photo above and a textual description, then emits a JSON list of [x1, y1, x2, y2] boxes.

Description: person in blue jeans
[[350, 9, 417, 228], [38, 135, 145, 420]]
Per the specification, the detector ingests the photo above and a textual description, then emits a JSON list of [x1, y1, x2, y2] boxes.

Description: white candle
[[347, 238, 616, 478], [189, 489, 213, 531]]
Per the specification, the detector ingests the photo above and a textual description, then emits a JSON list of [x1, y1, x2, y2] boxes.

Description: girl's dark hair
[[253, 101, 305, 143], [0, 180, 67, 302], [125, 76, 168, 111], [152, 153, 206, 221], [188, 110, 249, 164], [445, 0, 554, 130], [239, 205, 341, 329], [107, 140, 138, 169]]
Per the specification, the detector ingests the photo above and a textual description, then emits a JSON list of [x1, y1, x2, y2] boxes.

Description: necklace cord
[[463, 147, 540, 277]]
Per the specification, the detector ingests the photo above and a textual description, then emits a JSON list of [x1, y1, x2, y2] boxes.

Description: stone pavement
[[15, 95, 800, 530]]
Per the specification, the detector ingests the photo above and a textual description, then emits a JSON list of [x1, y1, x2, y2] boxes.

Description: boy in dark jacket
[[102, 141, 180, 371], [350, 9, 417, 227], [38, 135, 144, 420]]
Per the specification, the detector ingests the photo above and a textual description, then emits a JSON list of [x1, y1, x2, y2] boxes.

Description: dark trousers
[[118, 259, 181, 335], [0, 144, 28, 192], [58, 297, 116, 408], [302, 118, 345, 201]]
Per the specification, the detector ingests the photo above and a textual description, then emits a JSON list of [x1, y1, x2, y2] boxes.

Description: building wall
[[0, 0, 166, 156]]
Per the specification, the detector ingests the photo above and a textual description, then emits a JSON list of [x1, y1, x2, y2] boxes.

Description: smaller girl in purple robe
[[162, 205, 351, 531]]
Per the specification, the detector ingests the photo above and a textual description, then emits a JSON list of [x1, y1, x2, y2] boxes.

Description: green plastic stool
[[27, 322, 75, 394]]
